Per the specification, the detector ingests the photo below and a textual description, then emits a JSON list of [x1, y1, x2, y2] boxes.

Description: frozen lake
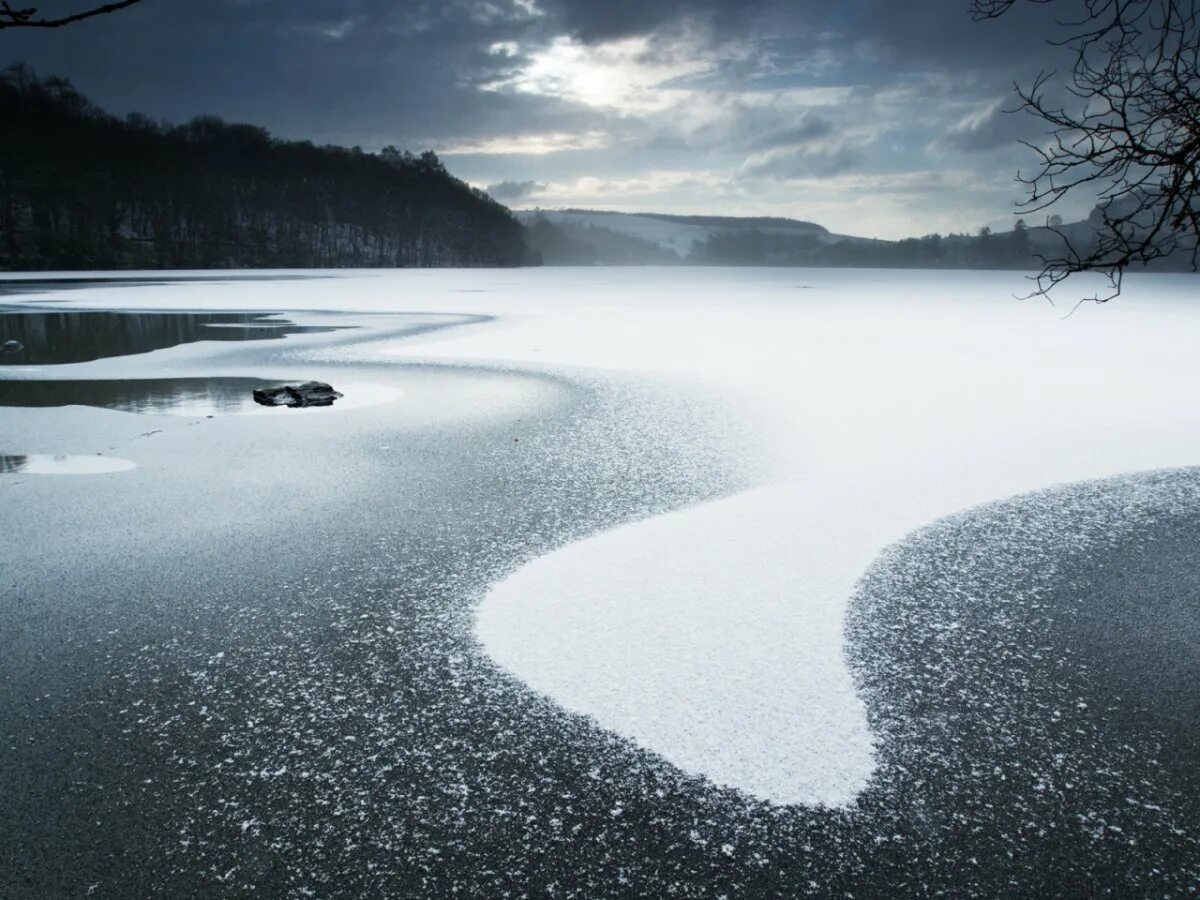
[[1, 267, 1199, 897]]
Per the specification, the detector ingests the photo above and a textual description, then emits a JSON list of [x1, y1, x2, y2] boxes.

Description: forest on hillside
[[0, 66, 528, 270], [693, 224, 1039, 268], [525, 212, 1062, 269], [526, 209, 1199, 271]]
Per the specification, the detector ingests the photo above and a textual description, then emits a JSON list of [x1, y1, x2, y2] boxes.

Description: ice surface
[[475, 484, 878, 807], [11, 266, 1200, 807], [370, 269, 1200, 806], [0, 452, 136, 475]]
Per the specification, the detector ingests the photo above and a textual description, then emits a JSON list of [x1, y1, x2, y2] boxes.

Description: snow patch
[[476, 483, 877, 807]]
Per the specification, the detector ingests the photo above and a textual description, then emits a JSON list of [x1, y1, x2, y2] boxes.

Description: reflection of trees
[[0, 311, 334, 365], [0, 454, 29, 473], [0, 378, 272, 413]]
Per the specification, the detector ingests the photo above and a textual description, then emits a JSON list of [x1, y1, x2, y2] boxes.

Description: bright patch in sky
[[444, 131, 609, 155], [485, 33, 714, 113]]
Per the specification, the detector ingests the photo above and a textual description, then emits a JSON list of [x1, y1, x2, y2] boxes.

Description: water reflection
[[0, 310, 343, 365], [0, 377, 282, 415], [0, 453, 136, 475], [0, 378, 401, 415], [0, 274, 326, 297], [0, 279, 171, 297]]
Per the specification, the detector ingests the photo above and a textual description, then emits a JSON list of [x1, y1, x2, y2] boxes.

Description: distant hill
[[561, 210, 829, 233], [0, 66, 527, 270], [518, 206, 1197, 272], [520, 214, 681, 265], [518, 209, 853, 263], [4, 66, 1191, 275]]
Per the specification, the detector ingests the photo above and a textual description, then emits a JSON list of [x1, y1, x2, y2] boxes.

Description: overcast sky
[[3, 0, 1089, 238]]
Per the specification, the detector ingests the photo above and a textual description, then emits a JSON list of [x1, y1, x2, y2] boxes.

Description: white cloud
[[482, 32, 715, 113], [441, 130, 609, 155], [320, 19, 357, 40], [931, 96, 1039, 153], [448, 25, 1047, 237]]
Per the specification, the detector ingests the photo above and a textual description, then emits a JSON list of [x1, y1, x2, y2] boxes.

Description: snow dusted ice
[[476, 485, 878, 808], [0, 452, 136, 475], [377, 267, 1200, 808], [22, 266, 1200, 810]]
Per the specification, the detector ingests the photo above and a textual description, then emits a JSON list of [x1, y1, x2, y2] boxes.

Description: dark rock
[[252, 381, 343, 408], [1, 339, 23, 353]]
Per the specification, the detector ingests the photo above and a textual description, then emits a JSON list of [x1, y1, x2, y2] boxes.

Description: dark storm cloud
[[0, 0, 1071, 143], [542, 0, 1074, 74], [541, 0, 761, 42], [0, 0, 1087, 236], [0, 0, 572, 146]]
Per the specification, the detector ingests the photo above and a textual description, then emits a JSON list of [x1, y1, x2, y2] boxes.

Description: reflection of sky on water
[[0, 310, 344, 365], [0, 453, 136, 475], [0, 274, 326, 298], [0, 378, 402, 416]]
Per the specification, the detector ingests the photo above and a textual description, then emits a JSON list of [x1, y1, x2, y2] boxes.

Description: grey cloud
[[0, 0, 584, 148], [756, 114, 836, 150], [0, 0, 1081, 237], [935, 98, 1040, 153], [541, 0, 1075, 77], [0, 0, 1073, 147], [539, 0, 763, 42], [485, 179, 545, 200], [740, 145, 862, 180]]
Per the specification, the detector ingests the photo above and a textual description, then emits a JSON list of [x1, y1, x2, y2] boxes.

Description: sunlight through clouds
[[0, 0, 1091, 238], [483, 32, 714, 113], [444, 130, 609, 155]]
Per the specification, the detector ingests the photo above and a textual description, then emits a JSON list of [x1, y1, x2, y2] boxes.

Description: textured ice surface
[[476, 484, 877, 807], [402, 269, 1200, 807], [14, 267, 1200, 809], [0, 452, 135, 475]]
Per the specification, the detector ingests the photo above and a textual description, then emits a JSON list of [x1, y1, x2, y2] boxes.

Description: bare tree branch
[[0, 1, 143, 30], [972, 0, 1200, 302]]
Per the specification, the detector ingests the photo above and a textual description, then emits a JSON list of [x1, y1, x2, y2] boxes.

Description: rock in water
[[252, 381, 343, 408], [1, 339, 22, 353]]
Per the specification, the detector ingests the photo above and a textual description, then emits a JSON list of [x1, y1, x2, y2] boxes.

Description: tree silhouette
[[973, 0, 1200, 301], [0, 67, 528, 270], [0, 1, 142, 30]]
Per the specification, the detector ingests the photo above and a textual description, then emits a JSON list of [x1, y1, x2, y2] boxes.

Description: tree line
[[0, 66, 529, 270], [694, 224, 1039, 268], [691, 215, 1197, 270]]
